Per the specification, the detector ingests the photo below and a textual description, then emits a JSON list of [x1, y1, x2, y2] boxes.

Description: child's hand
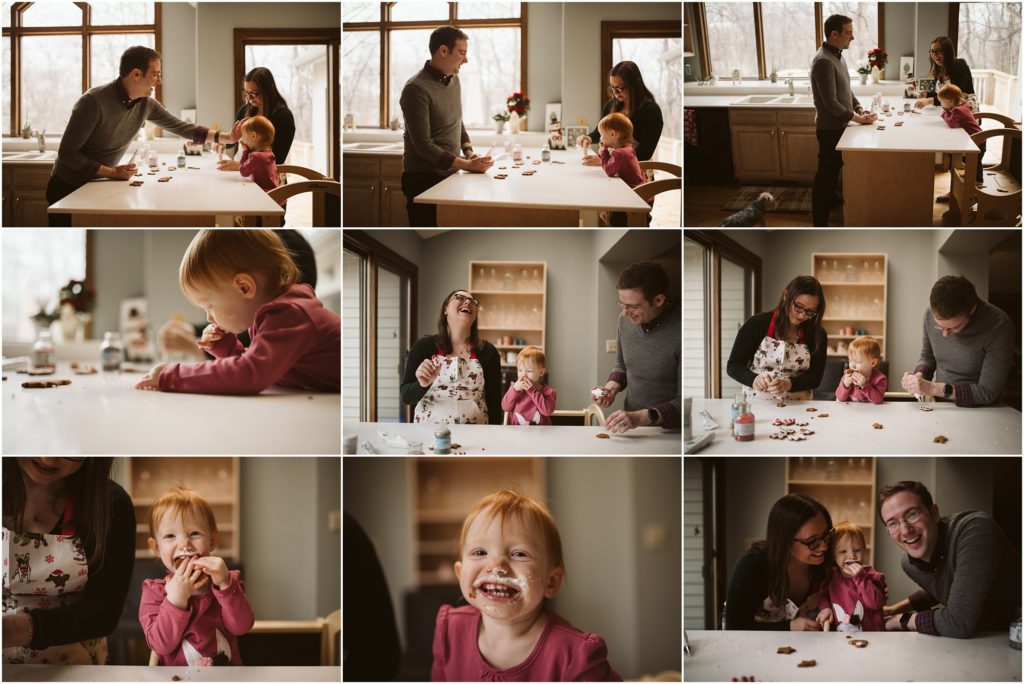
[[197, 324, 226, 351], [843, 560, 865, 577], [842, 373, 854, 388], [192, 555, 231, 590], [514, 377, 532, 392], [165, 556, 209, 610], [816, 607, 833, 627], [852, 371, 867, 388], [135, 363, 168, 391], [217, 159, 241, 172]]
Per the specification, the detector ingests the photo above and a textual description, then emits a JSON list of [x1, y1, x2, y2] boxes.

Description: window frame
[[343, 229, 419, 423], [234, 28, 341, 180], [3, 1, 162, 136], [343, 1, 528, 129], [694, 2, 885, 80], [685, 230, 762, 399], [600, 20, 682, 120]]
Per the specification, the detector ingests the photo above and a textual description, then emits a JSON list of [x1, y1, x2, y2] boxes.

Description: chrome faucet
[[35, 130, 45, 152], [787, 78, 795, 96]]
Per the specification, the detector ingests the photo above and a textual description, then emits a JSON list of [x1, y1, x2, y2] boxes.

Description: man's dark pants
[[401, 171, 445, 227], [812, 128, 845, 226], [45, 174, 84, 227]]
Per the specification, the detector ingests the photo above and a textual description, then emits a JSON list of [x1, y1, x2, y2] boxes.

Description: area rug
[[722, 186, 813, 213]]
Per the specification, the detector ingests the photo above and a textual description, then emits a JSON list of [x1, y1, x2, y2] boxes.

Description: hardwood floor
[[685, 171, 967, 227]]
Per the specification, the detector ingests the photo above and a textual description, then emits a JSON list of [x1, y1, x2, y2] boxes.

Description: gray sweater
[[400, 62, 469, 175], [810, 43, 862, 130], [609, 303, 680, 429], [54, 79, 208, 185], [914, 301, 1014, 407], [903, 511, 1020, 638]]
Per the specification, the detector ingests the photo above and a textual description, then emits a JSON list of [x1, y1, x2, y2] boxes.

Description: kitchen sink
[[733, 95, 780, 105], [1, 151, 56, 161], [344, 142, 389, 150], [772, 95, 814, 104]]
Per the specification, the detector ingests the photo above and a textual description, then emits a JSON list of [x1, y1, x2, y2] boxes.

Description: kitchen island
[[836, 102, 979, 226], [47, 150, 285, 227], [686, 397, 1020, 454]]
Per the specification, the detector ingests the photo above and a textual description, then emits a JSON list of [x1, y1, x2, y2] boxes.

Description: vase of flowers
[[492, 109, 510, 134], [506, 92, 530, 132], [867, 48, 887, 83], [857, 64, 871, 85], [58, 279, 95, 342]]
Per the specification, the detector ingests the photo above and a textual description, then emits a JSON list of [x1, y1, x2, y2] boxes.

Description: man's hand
[[464, 156, 493, 173], [196, 324, 225, 351], [165, 556, 210, 610], [604, 408, 649, 433], [101, 163, 137, 180], [192, 555, 231, 590], [853, 112, 878, 125], [592, 381, 620, 408], [135, 363, 168, 391], [885, 613, 916, 631], [900, 371, 936, 395]]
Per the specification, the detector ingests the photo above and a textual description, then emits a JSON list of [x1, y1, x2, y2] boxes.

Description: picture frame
[[565, 125, 589, 148], [119, 297, 154, 362]]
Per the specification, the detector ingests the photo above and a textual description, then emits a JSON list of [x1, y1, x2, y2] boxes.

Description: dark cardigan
[[726, 310, 828, 392], [927, 58, 976, 106], [226, 103, 296, 165], [399, 335, 503, 425], [586, 98, 664, 161]]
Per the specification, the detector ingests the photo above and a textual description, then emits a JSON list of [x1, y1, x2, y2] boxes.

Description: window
[[761, 2, 817, 77], [2, 229, 88, 343], [343, 250, 366, 421], [612, 35, 682, 146], [376, 266, 411, 422], [2, 2, 159, 136], [719, 256, 753, 399], [342, 2, 525, 129], [683, 239, 708, 399], [704, 2, 758, 79], [957, 2, 1021, 116], [824, 2, 879, 76]]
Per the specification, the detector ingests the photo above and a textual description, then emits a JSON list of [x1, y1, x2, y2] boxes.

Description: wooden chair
[[502, 405, 604, 427], [277, 164, 328, 181], [950, 127, 1022, 226], [148, 650, 158, 666], [630, 161, 681, 227], [323, 609, 340, 666], [262, 179, 340, 227]]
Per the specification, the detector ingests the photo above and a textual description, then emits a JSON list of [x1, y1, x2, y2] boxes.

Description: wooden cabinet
[[468, 261, 547, 370], [3, 163, 52, 227], [812, 253, 888, 358], [729, 109, 817, 182], [343, 154, 408, 227], [786, 457, 877, 564], [411, 457, 544, 585], [122, 457, 241, 560]]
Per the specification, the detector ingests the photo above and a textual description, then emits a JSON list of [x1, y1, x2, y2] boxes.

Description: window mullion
[[752, 2, 765, 81]]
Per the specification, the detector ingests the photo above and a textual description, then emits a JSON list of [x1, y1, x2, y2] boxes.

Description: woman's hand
[[576, 134, 592, 150], [914, 97, 929, 109], [196, 324, 225, 351], [816, 607, 834, 628], [768, 376, 792, 396], [752, 373, 772, 392], [165, 556, 210, 610], [415, 357, 442, 388], [790, 617, 822, 631], [604, 408, 649, 433], [192, 555, 230, 590], [217, 159, 241, 172], [135, 363, 168, 391]]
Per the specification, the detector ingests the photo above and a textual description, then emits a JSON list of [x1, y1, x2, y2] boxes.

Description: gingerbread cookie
[[872, 423, 883, 429], [22, 379, 71, 388], [933, 435, 948, 444], [777, 646, 796, 654]]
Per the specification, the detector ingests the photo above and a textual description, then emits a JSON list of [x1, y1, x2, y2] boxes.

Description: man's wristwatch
[[943, 383, 954, 399], [214, 131, 220, 144], [900, 612, 912, 631], [647, 408, 660, 426]]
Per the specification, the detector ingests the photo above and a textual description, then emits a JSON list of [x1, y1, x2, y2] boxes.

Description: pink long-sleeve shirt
[[431, 605, 622, 682], [238, 147, 281, 199], [818, 566, 887, 632], [501, 383, 557, 425], [139, 569, 255, 666], [157, 283, 340, 395], [598, 144, 645, 189], [941, 103, 982, 136], [835, 368, 887, 404]]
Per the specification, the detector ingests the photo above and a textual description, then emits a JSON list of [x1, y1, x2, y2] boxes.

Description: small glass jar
[[100, 332, 124, 371], [734, 409, 755, 441], [406, 440, 424, 455], [32, 330, 56, 368], [730, 393, 747, 436], [434, 426, 451, 455]]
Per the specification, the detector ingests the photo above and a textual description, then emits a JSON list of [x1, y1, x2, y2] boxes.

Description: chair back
[[266, 179, 341, 227], [638, 160, 682, 176], [276, 164, 328, 181], [635, 177, 681, 202]]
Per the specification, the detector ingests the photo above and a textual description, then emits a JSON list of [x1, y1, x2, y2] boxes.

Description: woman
[[724, 494, 832, 631], [400, 289, 503, 425], [727, 275, 828, 402], [3, 458, 135, 664], [576, 61, 664, 165], [217, 67, 296, 171]]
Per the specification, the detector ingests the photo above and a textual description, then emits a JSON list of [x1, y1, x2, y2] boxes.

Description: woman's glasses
[[451, 294, 480, 308], [794, 527, 834, 549], [609, 84, 628, 94], [792, 302, 818, 319], [242, 89, 261, 101]]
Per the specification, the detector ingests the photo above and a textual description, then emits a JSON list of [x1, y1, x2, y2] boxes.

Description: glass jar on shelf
[[477, 266, 487, 289], [845, 263, 856, 282], [503, 270, 514, 291], [862, 260, 870, 282]]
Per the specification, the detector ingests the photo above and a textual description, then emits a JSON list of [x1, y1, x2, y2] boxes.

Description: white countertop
[[3, 665, 340, 681], [683, 96, 751, 108], [413, 149, 652, 212], [3, 363, 340, 454], [687, 397, 1021, 455], [683, 630, 1020, 682], [48, 151, 285, 217], [346, 421, 681, 455], [837, 102, 979, 153]]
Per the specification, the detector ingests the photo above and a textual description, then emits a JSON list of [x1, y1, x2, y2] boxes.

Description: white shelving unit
[[812, 253, 888, 359], [468, 261, 547, 369]]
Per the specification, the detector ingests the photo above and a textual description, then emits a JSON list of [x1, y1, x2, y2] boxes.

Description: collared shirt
[[422, 60, 453, 87], [113, 77, 144, 110], [640, 301, 675, 334], [821, 41, 843, 58], [907, 520, 948, 572]]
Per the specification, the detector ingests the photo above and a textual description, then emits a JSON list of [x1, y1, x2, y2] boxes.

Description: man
[[47, 46, 233, 227], [810, 14, 877, 226], [594, 262, 680, 433], [878, 481, 1019, 637], [901, 275, 1013, 407], [399, 25, 493, 227]]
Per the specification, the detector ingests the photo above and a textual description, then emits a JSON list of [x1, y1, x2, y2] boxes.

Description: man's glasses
[[932, 315, 969, 334], [794, 527, 834, 549], [884, 508, 922, 535], [242, 90, 261, 101], [792, 302, 818, 319], [618, 301, 645, 312], [451, 294, 480, 308]]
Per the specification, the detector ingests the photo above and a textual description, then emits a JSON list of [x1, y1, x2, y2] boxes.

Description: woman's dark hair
[[608, 61, 655, 114], [928, 36, 957, 81], [244, 67, 289, 117], [436, 289, 480, 354], [772, 275, 826, 352], [3, 459, 115, 573], [929, 274, 978, 319], [752, 494, 832, 608], [877, 481, 935, 522]]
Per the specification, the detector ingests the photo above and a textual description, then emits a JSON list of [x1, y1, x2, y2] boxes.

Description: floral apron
[[2, 503, 107, 665], [744, 310, 814, 402], [414, 349, 488, 424]]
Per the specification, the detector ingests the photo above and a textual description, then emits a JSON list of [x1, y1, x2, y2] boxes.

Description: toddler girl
[[139, 486, 254, 665], [432, 490, 621, 681], [835, 335, 887, 404], [501, 346, 557, 425], [597, 112, 647, 192], [135, 229, 340, 394], [816, 522, 886, 632], [938, 83, 985, 186], [236, 115, 281, 199]]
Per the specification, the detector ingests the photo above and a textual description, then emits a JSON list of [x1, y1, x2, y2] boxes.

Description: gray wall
[[160, 2, 197, 119], [344, 457, 682, 679]]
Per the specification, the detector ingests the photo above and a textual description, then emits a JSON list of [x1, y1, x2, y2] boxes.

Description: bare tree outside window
[[389, 28, 434, 126], [343, 3, 380, 23], [762, 3, 817, 77], [2, 230, 87, 343], [91, 33, 156, 89], [705, 2, 758, 79], [343, 30, 381, 128], [613, 37, 681, 143], [21, 1, 81, 27], [824, 3, 879, 76], [2, 36, 9, 133], [390, 2, 449, 22], [958, 2, 1021, 76], [22, 35, 82, 133], [457, 3, 521, 20], [455, 26, 520, 128], [90, 2, 154, 25]]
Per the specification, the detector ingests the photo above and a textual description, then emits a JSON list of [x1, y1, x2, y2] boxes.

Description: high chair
[[259, 179, 341, 227], [629, 161, 682, 227], [949, 125, 1022, 226]]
